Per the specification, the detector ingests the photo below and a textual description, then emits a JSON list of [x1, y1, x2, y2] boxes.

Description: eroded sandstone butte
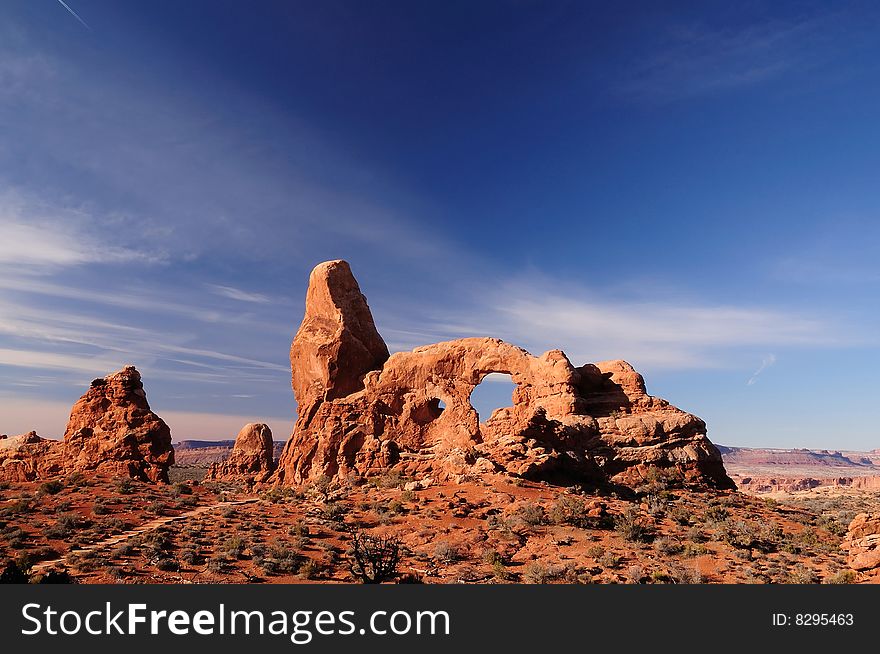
[[206, 423, 275, 483], [0, 366, 174, 483], [64, 365, 174, 482], [274, 260, 734, 490]]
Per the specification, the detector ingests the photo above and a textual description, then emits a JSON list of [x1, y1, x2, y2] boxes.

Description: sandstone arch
[[274, 260, 733, 490]]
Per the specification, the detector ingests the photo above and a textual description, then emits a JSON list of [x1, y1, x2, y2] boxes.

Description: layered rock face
[[844, 513, 880, 572], [206, 423, 275, 483], [275, 260, 733, 490], [0, 432, 64, 483], [63, 366, 174, 482]]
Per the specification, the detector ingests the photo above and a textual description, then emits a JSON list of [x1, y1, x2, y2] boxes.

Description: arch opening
[[469, 373, 516, 423], [411, 397, 445, 425]]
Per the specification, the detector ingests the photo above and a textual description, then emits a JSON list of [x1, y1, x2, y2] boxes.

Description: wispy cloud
[[747, 353, 777, 385], [381, 277, 857, 373], [617, 15, 836, 102], [0, 192, 162, 269], [208, 284, 272, 304]]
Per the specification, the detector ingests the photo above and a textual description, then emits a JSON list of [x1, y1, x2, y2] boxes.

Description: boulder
[[274, 260, 733, 490], [206, 423, 275, 483]]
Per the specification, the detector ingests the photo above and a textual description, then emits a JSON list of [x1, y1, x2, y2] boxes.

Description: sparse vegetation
[[347, 532, 401, 584]]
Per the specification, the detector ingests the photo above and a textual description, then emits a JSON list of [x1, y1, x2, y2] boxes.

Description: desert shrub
[[522, 562, 551, 583], [824, 569, 857, 584], [598, 551, 622, 569], [7, 497, 35, 515], [206, 555, 229, 574], [668, 504, 691, 526], [516, 502, 546, 527], [107, 566, 126, 581], [221, 506, 237, 519], [548, 496, 592, 528], [180, 548, 202, 565], [644, 494, 667, 517], [116, 478, 134, 495], [299, 559, 322, 580], [322, 502, 346, 521], [482, 549, 504, 566], [703, 506, 729, 525], [0, 559, 29, 583], [65, 471, 86, 487], [369, 472, 409, 490], [221, 536, 247, 560], [668, 563, 704, 584], [653, 536, 682, 556], [140, 531, 173, 559], [260, 543, 303, 575], [788, 564, 819, 584], [288, 521, 310, 538], [816, 515, 849, 537], [522, 562, 573, 584], [45, 513, 86, 539], [148, 501, 171, 516], [492, 560, 513, 581], [155, 557, 180, 572], [172, 482, 193, 496], [433, 541, 462, 563], [92, 501, 111, 516], [66, 550, 101, 573], [35, 568, 75, 584], [625, 565, 645, 584], [347, 532, 401, 584], [110, 543, 134, 558], [38, 480, 64, 495], [586, 544, 605, 559], [716, 519, 759, 549], [614, 507, 651, 542]]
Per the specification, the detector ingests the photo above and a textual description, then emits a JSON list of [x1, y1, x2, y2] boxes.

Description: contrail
[[747, 353, 776, 386], [55, 0, 92, 31]]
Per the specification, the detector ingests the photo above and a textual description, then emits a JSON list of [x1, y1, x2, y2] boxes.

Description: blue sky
[[1, 1, 878, 448]]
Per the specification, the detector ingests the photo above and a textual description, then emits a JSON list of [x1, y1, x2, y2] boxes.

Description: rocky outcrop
[[62, 365, 174, 482], [844, 513, 880, 572], [290, 260, 389, 411], [274, 260, 733, 490], [206, 423, 275, 483], [0, 432, 64, 483]]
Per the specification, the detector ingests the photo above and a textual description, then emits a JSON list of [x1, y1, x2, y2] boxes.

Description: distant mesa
[[0, 365, 174, 483], [205, 423, 276, 483], [273, 259, 734, 490]]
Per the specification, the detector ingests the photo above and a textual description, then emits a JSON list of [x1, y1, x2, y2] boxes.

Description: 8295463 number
[[795, 614, 853, 626]]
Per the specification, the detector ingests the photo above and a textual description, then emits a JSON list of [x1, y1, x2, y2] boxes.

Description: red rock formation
[[844, 513, 880, 572], [63, 366, 174, 482], [275, 260, 733, 490], [0, 432, 63, 482], [206, 423, 275, 483], [290, 260, 389, 411]]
